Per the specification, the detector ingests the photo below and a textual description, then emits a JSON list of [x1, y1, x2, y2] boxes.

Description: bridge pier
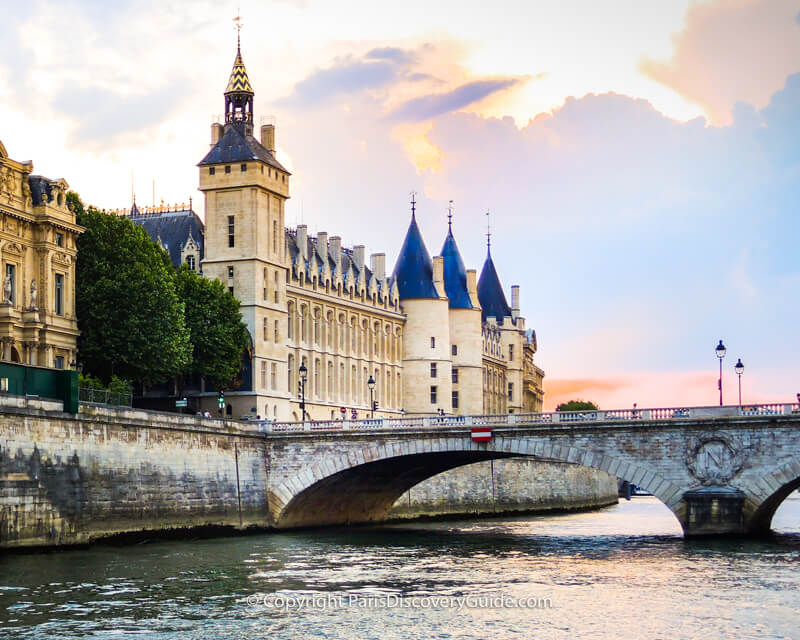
[[681, 487, 747, 537]]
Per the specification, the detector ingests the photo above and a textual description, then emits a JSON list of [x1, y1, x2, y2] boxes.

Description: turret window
[[227, 266, 234, 278], [430, 363, 437, 378], [451, 344, 457, 356], [241, 164, 247, 172], [228, 216, 235, 248], [209, 167, 216, 176], [508, 382, 513, 402], [509, 345, 514, 361], [452, 391, 459, 409], [225, 165, 231, 174], [452, 368, 458, 384], [430, 337, 435, 349], [430, 386, 437, 404]]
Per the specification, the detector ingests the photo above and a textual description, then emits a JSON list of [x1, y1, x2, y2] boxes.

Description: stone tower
[[392, 203, 452, 415], [197, 38, 291, 420], [440, 214, 483, 415]]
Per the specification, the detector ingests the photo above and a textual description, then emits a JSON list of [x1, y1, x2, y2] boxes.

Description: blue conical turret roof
[[392, 214, 438, 300], [440, 225, 472, 309], [477, 248, 512, 323]]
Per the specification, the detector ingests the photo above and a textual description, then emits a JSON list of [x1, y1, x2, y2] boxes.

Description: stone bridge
[[264, 404, 800, 537]]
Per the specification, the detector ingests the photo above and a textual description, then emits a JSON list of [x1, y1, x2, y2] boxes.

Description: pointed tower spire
[[478, 209, 513, 323], [392, 199, 438, 300], [224, 13, 254, 136], [440, 202, 472, 309]]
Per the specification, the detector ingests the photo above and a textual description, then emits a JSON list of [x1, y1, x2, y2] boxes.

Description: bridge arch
[[270, 435, 684, 529], [746, 457, 800, 534]]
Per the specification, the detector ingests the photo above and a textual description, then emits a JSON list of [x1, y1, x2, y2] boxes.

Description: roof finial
[[486, 209, 491, 252], [447, 199, 454, 232], [233, 9, 242, 54], [410, 190, 417, 219]]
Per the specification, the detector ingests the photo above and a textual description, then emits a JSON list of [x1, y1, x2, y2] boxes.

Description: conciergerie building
[[130, 41, 544, 421]]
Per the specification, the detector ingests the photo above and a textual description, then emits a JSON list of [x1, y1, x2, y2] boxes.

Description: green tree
[[174, 264, 250, 390], [555, 400, 599, 412], [71, 193, 191, 385]]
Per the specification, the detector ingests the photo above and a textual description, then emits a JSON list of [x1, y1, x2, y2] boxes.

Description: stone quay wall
[[0, 403, 268, 549], [1, 403, 618, 549], [389, 459, 618, 520]]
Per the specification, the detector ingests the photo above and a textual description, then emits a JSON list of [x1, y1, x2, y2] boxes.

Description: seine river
[[2, 496, 799, 639]]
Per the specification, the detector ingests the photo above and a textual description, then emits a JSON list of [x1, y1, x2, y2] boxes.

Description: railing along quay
[[256, 402, 800, 434]]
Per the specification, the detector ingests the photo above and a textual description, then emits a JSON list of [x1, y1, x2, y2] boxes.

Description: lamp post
[[367, 375, 376, 419], [299, 361, 307, 421], [715, 340, 726, 406], [734, 358, 744, 406]]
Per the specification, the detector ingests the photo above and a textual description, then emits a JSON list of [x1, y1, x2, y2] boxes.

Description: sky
[[1, 0, 798, 410]]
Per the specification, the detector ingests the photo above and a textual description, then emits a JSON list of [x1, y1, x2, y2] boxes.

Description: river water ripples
[[1, 496, 799, 639]]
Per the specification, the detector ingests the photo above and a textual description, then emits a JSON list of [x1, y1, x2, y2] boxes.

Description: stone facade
[[184, 43, 545, 420], [0, 140, 82, 369]]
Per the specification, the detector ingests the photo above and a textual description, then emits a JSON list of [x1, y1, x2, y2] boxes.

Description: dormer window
[[186, 255, 196, 271]]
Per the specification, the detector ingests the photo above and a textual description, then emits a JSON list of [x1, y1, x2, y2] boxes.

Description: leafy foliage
[[555, 400, 599, 412], [72, 193, 191, 385], [174, 265, 250, 390]]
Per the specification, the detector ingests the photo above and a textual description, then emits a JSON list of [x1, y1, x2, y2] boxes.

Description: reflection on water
[[1, 497, 799, 639]]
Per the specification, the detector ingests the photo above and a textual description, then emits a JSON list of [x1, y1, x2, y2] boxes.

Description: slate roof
[[28, 175, 57, 206], [130, 205, 205, 268], [198, 124, 289, 172], [440, 226, 473, 309], [392, 214, 438, 300], [477, 249, 513, 324]]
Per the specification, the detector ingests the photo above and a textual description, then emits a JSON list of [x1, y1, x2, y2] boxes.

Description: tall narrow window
[[452, 368, 458, 384], [273, 271, 279, 302], [274, 320, 279, 342], [270, 363, 277, 390], [452, 391, 459, 409], [430, 386, 437, 404], [430, 336, 435, 349], [508, 382, 513, 402], [451, 344, 457, 356], [228, 215, 235, 248], [186, 255, 196, 271], [263, 317, 268, 341], [54, 273, 64, 316], [509, 344, 514, 361], [5, 264, 15, 304], [260, 361, 267, 389], [430, 363, 437, 378], [272, 221, 278, 254], [263, 268, 268, 300], [228, 266, 234, 278], [55, 233, 64, 247]]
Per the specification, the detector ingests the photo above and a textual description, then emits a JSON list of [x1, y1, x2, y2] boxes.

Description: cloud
[[365, 47, 416, 65], [282, 58, 400, 105], [53, 81, 191, 147], [639, 0, 800, 125], [388, 78, 521, 123]]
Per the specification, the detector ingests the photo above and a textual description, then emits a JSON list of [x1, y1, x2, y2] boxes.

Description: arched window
[[288, 354, 295, 396], [287, 302, 295, 340]]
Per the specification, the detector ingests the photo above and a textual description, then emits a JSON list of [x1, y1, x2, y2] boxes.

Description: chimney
[[511, 285, 520, 321], [297, 225, 307, 260], [467, 269, 479, 307], [370, 253, 385, 281], [260, 124, 275, 153], [210, 123, 223, 146], [317, 232, 328, 265], [432, 255, 444, 297], [353, 245, 365, 272], [329, 236, 342, 272]]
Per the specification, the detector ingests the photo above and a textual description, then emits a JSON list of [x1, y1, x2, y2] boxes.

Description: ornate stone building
[[0, 140, 82, 369], [161, 41, 544, 419]]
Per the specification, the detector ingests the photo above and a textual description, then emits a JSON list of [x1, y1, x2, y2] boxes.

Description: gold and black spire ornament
[[224, 12, 254, 136]]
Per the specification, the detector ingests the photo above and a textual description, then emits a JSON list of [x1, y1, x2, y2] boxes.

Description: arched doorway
[[10, 347, 20, 363]]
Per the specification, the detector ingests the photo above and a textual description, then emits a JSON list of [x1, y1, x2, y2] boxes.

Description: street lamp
[[299, 361, 307, 421], [367, 375, 376, 419], [715, 339, 726, 406], [734, 358, 744, 406]]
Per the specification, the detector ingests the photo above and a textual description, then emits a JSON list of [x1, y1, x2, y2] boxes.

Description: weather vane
[[486, 209, 491, 249], [447, 200, 454, 230], [233, 9, 243, 49], [410, 191, 417, 217]]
